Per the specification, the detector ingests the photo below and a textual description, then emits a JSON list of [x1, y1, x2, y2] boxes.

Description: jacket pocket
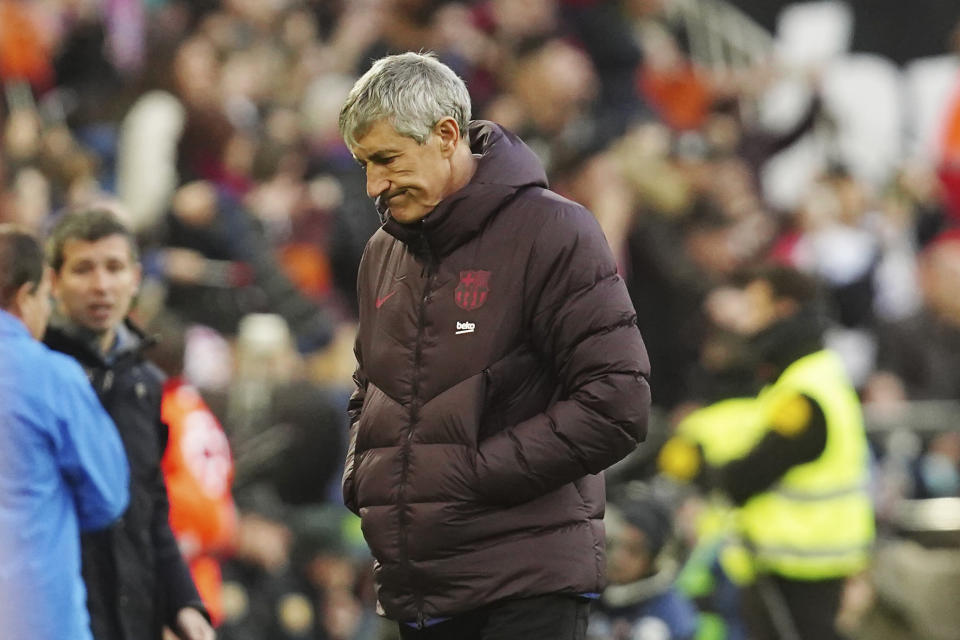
[[478, 367, 501, 442], [478, 343, 553, 441]]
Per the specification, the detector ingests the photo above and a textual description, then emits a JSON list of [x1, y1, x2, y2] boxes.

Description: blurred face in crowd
[[351, 118, 461, 224], [920, 240, 960, 325], [706, 279, 791, 337], [52, 234, 141, 349], [605, 518, 651, 584], [491, 0, 557, 39], [173, 37, 219, 104], [512, 40, 597, 135], [19, 269, 53, 340]]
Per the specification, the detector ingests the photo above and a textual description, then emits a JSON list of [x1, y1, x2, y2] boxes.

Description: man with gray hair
[[339, 52, 651, 638]]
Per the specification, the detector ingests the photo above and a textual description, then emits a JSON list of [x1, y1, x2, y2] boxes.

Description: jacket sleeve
[[343, 243, 373, 515], [712, 393, 828, 505], [152, 416, 207, 624], [53, 355, 130, 532], [475, 203, 651, 504], [342, 337, 366, 515]]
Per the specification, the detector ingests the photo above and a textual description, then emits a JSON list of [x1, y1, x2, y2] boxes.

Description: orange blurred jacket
[[938, 84, 960, 223], [0, 0, 53, 89], [161, 377, 237, 626]]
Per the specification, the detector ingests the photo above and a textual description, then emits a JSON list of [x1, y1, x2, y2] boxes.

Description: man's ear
[[49, 267, 61, 302], [435, 117, 461, 156], [11, 280, 35, 321]]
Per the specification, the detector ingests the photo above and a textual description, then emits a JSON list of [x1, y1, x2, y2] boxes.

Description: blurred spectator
[[561, 1, 648, 137], [218, 492, 375, 640], [937, 34, 960, 226], [0, 224, 128, 640], [624, 189, 771, 409], [488, 36, 600, 172], [588, 489, 699, 640], [0, 3, 54, 91], [43, 208, 214, 640], [115, 89, 186, 234], [201, 313, 345, 506], [659, 266, 873, 640], [672, 401, 757, 640], [704, 88, 822, 202], [635, 13, 712, 131], [869, 232, 960, 401], [153, 312, 238, 627], [866, 232, 960, 501], [782, 166, 881, 330], [154, 180, 335, 351], [551, 144, 637, 265], [217, 491, 304, 640], [913, 432, 960, 499]]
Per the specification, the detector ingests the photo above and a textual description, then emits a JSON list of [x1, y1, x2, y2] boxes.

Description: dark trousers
[[741, 574, 847, 640], [398, 594, 591, 640]]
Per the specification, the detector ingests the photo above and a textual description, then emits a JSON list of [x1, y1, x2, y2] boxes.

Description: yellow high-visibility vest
[[678, 397, 763, 585], [679, 350, 875, 580], [678, 397, 765, 468]]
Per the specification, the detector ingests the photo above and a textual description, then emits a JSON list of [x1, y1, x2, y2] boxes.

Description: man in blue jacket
[[0, 224, 129, 640]]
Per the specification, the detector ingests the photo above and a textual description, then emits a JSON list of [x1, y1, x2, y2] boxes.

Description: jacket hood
[[466, 120, 548, 189], [382, 120, 548, 258]]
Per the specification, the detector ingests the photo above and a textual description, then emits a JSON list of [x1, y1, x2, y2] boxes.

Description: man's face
[[705, 279, 779, 336], [21, 269, 52, 340], [52, 234, 141, 334], [605, 521, 651, 585], [351, 119, 455, 224], [921, 242, 960, 324]]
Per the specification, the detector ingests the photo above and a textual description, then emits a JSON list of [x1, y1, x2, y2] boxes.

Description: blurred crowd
[[3, 0, 960, 638]]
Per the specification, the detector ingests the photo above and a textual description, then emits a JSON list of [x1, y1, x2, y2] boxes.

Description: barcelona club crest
[[455, 270, 491, 311]]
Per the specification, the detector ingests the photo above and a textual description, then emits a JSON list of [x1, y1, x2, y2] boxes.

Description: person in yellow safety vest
[[659, 265, 875, 640], [675, 398, 761, 640]]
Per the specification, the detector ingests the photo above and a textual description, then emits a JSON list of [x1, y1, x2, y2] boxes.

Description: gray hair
[[339, 52, 471, 149]]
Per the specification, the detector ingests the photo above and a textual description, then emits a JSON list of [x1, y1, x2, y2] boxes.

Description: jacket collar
[[0, 308, 29, 338], [381, 121, 548, 259], [44, 315, 154, 369]]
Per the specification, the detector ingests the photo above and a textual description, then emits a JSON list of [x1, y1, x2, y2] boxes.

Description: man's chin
[[81, 318, 116, 334], [389, 206, 429, 224]]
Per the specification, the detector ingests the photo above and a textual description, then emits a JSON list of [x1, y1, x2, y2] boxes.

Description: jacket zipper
[[403, 235, 436, 629]]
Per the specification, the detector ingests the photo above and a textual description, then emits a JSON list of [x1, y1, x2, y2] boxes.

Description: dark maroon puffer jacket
[[343, 121, 651, 625]]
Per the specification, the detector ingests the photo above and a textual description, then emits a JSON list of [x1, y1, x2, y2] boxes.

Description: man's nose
[[90, 267, 111, 290], [366, 167, 389, 199]]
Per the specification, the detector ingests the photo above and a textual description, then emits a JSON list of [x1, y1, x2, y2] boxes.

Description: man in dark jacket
[[43, 207, 215, 640], [338, 52, 651, 639]]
